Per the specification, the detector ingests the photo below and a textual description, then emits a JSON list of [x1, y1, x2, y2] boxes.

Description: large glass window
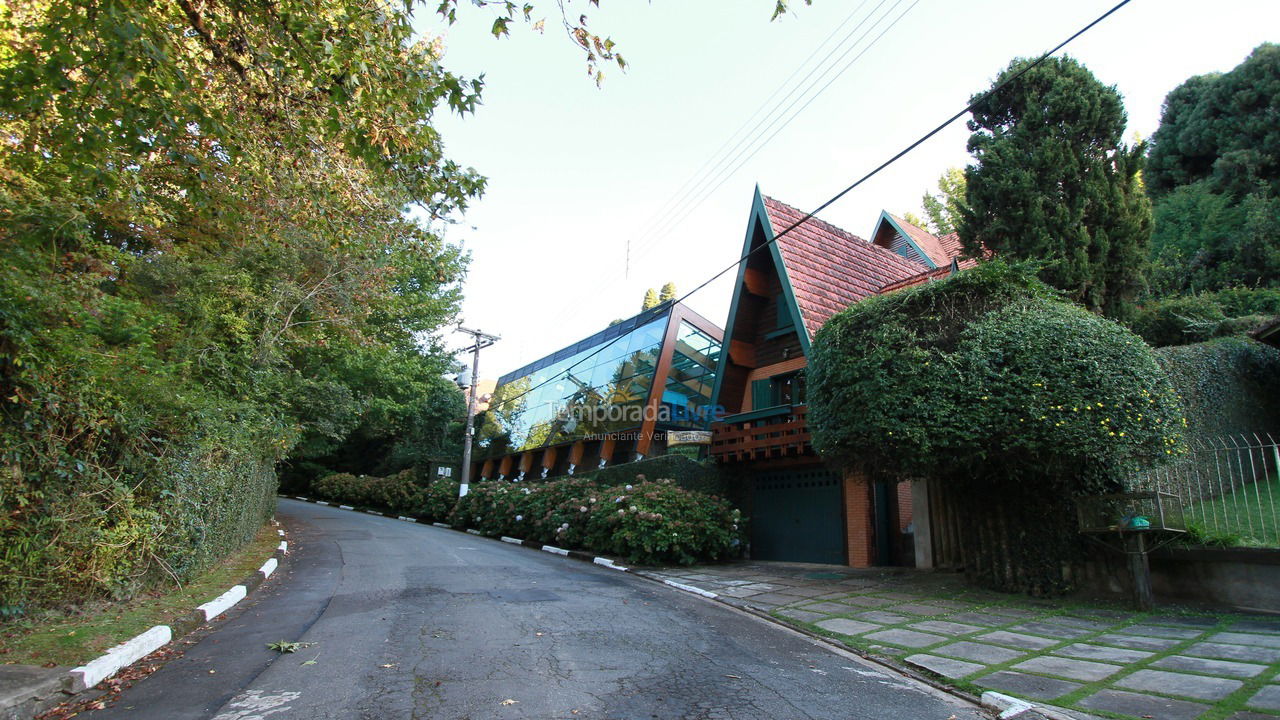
[[658, 322, 721, 430]]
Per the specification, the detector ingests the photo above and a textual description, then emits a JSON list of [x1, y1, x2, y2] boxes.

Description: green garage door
[[751, 468, 843, 564]]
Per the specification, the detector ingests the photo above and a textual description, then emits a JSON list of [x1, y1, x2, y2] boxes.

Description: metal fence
[[1132, 434, 1280, 547]]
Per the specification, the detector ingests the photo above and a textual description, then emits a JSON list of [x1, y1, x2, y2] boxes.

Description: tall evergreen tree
[[641, 288, 660, 310], [959, 56, 1152, 318], [659, 281, 677, 303], [921, 167, 966, 236]]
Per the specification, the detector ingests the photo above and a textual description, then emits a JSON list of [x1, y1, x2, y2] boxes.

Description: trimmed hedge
[[575, 454, 728, 498], [1156, 337, 1280, 444]]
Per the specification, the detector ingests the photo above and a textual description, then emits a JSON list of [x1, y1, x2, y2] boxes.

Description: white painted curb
[[339, 504, 354, 510], [465, 528, 482, 535], [198, 585, 247, 621], [68, 625, 172, 692], [277, 529, 285, 536], [981, 691, 1035, 719], [398, 516, 417, 522], [661, 579, 718, 599], [432, 522, 451, 529], [315, 501, 329, 506], [294, 496, 308, 501], [593, 557, 628, 572], [501, 536, 523, 544], [277, 541, 288, 553], [366, 510, 383, 516], [259, 558, 278, 578], [541, 545, 569, 556]]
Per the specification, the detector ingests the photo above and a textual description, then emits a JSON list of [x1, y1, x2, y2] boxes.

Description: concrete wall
[[1077, 546, 1280, 614]]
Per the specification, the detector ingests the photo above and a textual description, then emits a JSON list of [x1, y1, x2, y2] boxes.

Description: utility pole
[[455, 325, 498, 497]]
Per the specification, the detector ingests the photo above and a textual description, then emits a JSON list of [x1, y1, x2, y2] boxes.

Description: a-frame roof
[[761, 195, 928, 341]]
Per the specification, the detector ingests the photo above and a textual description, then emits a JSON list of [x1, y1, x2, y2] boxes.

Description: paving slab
[[1011, 655, 1122, 682], [1228, 712, 1280, 720], [1151, 654, 1269, 679], [1116, 669, 1244, 701], [1246, 684, 1280, 712], [1146, 614, 1222, 628], [800, 601, 856, 614], [929, 599, 975, 610], [877, 591, 923, 601], [776, 608, 829, 624], [1007, 621, 1092, 640], [949, 611, 1014, 627], [978, 630, 1060, 651], [1184, 641, 1280, 664], [985, 607, 1041, 619], [1210, 631, 1280, 649], [1069, 608, 1134, 620], [1077, 689, 1210, 720], [1229, 620, 1280, 635], [748, 592, 802, 606], [1093, 633, 1183, 651], [974, 670, 1082, 700], [777, 586, 834, 598], [717, 586, 767, 598], [815, 618, 881, 637], [905, 654, 985, 680], [1041, 615, 1118, 632], [933, 640, 1027, 664], [863, 628, 946, 649], [839, 595, 894, 608], [894, 602, 950, 616], [855, 610, 912, 625], [1120, 623, 1205, 639], [909, 620, 984, 636], [1053, 642, 1153, 664]]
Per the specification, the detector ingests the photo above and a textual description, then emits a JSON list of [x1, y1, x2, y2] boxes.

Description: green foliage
[[0, 0, 477, 610], [443, 477, 744, 565], [1129, 291, 1274, 347], [575, 455, 727, 498], [1147, 44, 1280, 199], [1146, 44, 1280, 295], [1155, 337, 1280, 444], [642, 288, 661, 311], [920, 167, 966, 236], [959, 56, 1152, 317], [659, 282, 677, 303], [808, 261, 1185, 594]]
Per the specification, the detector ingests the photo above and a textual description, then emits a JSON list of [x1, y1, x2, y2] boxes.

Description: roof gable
[[762, 196, 928, 340]]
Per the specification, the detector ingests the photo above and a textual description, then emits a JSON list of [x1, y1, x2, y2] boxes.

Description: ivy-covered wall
[[1156, 337, 1280, 444]]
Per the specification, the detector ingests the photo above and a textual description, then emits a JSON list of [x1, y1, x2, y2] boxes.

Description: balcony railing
[[710, 404, 811, 462]]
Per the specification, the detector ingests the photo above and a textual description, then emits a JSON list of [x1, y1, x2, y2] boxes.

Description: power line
[[547, 0, 905, 324], [490, 0, 1134, 416]]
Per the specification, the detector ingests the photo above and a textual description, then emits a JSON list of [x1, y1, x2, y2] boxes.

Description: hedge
[[575, 454, 729, 498], [312, 470, 744, 566], [1156, 337, 1280, 444]]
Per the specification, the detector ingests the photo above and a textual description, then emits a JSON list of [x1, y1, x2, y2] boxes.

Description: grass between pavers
[[0, 523, 281, 668], [771, 587, 1280, 720]]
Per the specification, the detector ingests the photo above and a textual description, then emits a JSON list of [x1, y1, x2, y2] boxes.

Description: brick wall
[[843, 469, 874, 567]]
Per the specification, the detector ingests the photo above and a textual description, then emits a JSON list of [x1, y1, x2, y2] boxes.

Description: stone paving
[[641, 561, 1280, 720]]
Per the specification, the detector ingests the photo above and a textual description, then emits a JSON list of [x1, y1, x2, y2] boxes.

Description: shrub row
[[312, 472, 744, 566]]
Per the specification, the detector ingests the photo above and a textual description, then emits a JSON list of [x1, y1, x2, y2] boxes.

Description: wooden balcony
[[710, 404, 811, 463]]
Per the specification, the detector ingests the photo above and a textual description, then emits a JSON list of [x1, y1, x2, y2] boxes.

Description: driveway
[[87, 499, 984, 719]]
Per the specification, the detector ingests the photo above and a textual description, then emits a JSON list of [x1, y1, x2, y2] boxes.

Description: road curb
[[58, 524, 290, 702]]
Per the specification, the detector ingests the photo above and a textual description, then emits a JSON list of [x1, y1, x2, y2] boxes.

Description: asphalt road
[[89, 499, 987, 720]]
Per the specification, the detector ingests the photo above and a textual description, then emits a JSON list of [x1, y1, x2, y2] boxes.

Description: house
[[708, 188, 966, 568], [472, 300, 723, 482]]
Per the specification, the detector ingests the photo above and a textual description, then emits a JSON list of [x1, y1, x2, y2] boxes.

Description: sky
[[416, 0, 1280, 380]]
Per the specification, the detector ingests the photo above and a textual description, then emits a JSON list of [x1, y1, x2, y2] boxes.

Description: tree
[[1147, 44, 1280, 199], [902, 211, 929, 230], [958, 56, 1152, 318], [807, 261, 1184, 594], [659, 282, 677, 303], [920, 168, 966, 235], [642, 288, 660, 310], [1144, 44, 1280, 293]]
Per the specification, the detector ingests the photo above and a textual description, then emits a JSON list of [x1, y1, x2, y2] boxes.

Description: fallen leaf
[[380, 663, 396, 668], [723, 674, 741, 679], [501, 699, 519, 706]]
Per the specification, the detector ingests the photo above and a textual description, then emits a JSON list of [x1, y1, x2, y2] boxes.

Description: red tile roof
[[762, 196, 928, 338], [887, 214, 964, 268], [879, 257, 980, 294]]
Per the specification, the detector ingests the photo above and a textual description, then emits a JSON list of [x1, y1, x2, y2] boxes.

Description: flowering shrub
[[584, 481, 743, 565], [434, 477, 744, 565], [417, 479, 460, 521]]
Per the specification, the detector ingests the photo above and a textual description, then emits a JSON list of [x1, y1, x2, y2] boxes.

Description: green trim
[[876, 211, 938, 270], [762, 325, 797, 341], [711, 186, 767, 410], [721, 405, 793, 424]]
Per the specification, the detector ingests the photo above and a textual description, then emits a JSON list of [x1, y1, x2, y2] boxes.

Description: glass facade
[[478, 307, 721, 459]]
